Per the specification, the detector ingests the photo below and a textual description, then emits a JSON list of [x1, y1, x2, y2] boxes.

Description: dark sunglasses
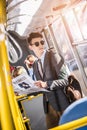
[[31, 40, 45, 47]]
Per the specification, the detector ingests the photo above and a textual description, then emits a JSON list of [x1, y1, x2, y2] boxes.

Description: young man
[[27, 32, 70, 129]]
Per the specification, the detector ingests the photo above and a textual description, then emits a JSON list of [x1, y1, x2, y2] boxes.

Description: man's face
[[29, 37, 45, 58]]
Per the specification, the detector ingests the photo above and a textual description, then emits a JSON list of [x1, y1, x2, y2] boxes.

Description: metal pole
[[0, 0, 15, 129], [0, 0, 26, 130]]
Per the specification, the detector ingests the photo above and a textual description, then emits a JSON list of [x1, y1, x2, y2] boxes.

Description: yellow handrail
[[0, 0, 26, 130], [0, 1, 15, 130], [49, 116, 87, 130]]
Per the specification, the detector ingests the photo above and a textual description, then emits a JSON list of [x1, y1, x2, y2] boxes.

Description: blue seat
[[59, 97, 87, 130]]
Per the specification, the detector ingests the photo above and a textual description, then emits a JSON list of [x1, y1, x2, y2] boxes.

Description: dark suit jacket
[[33, 49, 70, 113]]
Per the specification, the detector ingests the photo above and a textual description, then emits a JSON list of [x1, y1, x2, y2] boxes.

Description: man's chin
[[39, 48, 43, 52], [41, 50, 44, 54]]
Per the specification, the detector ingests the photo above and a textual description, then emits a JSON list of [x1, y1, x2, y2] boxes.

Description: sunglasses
[[31, 40, 45, 47]]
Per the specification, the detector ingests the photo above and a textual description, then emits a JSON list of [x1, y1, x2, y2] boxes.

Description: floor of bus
[[22, 95, 48, 130]]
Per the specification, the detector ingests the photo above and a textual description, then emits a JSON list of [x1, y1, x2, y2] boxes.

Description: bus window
[[51, 17, 78, 71], [77, 43, 87, 69], [75, 1, 87, 39]]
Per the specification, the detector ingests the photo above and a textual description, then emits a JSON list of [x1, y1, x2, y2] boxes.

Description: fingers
[[34, 81, 42, 88], [34, 81, 47, 88]]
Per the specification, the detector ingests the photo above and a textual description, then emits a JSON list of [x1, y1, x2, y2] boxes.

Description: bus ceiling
[[6, 0, 85, 36]]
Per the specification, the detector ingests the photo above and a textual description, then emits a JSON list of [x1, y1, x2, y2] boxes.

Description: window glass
[[64, 10, 83, 42], [52, 18, 78, 71], [76, 43, 87, 68], [75, 1, 87, 39]]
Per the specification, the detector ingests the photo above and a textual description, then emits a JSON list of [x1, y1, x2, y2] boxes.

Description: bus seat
[[59, 97, 87, 130]]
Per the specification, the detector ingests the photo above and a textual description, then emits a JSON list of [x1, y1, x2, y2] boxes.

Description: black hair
[[27, 32, 43, 45]]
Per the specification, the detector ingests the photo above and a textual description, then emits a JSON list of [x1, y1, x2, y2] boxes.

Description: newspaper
[[12, 72, 49, 95]]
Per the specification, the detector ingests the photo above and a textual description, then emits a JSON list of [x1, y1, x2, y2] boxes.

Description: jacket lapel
[[43, 51, 50, 79], [33, 51, 50, 80], [33, 60, 43, 80]]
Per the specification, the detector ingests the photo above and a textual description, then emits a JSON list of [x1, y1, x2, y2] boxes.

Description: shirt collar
[[40, 50, 46, 60]]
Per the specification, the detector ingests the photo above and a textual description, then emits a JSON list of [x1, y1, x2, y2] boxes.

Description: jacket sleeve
[[46, 49, 69, 90], [49, 48, 64, 75], [47, 65, 69, 90]]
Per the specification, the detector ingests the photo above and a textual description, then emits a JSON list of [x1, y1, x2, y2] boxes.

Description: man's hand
[[34, 80, 47, 88]]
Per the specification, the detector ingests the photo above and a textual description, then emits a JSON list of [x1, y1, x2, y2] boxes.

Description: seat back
[[59, 97, 87, 130]]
